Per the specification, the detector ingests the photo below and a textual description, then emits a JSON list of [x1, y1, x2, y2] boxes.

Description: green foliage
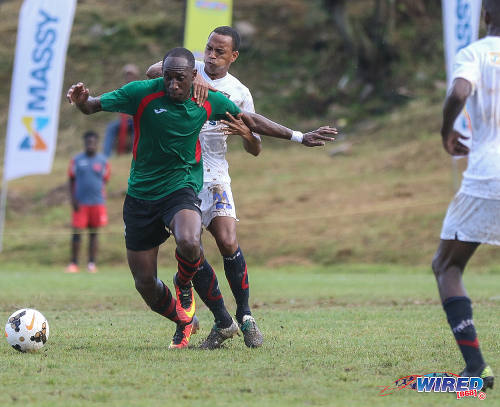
[[0, 0, 456, 154]]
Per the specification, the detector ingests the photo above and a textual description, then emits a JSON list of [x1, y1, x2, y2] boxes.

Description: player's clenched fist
[[66, 82, 102, 114], [67, 82, 89, 105]]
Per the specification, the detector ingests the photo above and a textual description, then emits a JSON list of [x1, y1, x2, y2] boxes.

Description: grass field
[[0, 265, 498, 407]]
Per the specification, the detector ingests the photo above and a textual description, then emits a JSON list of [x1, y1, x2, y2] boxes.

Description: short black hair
[[83, 130, 98, 139], [211, 26, 240, 51], [162, 47, 195, 70], [485, 0, 500, 26]]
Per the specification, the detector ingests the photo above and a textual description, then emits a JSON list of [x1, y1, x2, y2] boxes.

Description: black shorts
[[123, 187, 201, 251]]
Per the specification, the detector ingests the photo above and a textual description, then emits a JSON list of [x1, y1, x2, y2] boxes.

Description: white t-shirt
[[453, 36, 500, 199], [195, 60, 259, 185]]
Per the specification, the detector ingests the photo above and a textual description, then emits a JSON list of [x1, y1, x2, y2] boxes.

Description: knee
[[432, 252, 464, 279], [72, 233, 81, 243], [431, 253, 443, 278], [177, 235, 201, 261], [217, 234, 238, 256], [133, 274, 156, 295]]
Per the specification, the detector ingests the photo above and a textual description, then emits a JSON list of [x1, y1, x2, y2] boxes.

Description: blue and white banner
[[3, 0, 76, 181], [442, 0, 482, 139]]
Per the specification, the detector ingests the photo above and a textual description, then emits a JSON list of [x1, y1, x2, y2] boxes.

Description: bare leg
[[207, 216, 238, 256], [170, 209, 202, 262], [127, 247, 163, 306], [431, 239, 479, 301], [71, 228, 82, 264], [432, 239, 486, 374], [88, 230, 98, 264]]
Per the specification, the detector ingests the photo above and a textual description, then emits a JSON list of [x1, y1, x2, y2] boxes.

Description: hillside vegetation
[[1, 0, 497, 270]]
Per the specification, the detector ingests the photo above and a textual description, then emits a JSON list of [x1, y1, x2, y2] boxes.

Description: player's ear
[[192, 69, 197, 80], [231, 50, 239, 63]]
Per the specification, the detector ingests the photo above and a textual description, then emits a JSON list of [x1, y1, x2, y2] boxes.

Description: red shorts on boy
[[72, 204, 108, 228]]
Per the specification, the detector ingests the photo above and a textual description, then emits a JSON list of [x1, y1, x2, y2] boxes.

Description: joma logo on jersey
[[489, 52, 500, 65], [154, 108, 168, 114], [20, 116, 49, 151]]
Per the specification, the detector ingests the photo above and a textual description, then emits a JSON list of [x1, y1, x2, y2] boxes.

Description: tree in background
[[323, 0, 429, 97]]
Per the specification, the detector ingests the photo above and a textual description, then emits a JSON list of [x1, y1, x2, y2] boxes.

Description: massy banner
[[442, 0, 482, 139], [3, 0, 76, 181], [184, 0, 233, 59]]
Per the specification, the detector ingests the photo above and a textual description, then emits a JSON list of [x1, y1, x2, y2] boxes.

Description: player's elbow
[[244, 139, 261, 156], [146, 63, 162, 79], [448, 89, 468, 105], [250, 144, 262, 157], [449, 78, 472, 103]]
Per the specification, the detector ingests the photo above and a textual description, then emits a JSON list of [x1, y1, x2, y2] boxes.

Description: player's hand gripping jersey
[[100, 77, 241, 200], [453, 37, 500, 199], [195, 61, 260, 185]]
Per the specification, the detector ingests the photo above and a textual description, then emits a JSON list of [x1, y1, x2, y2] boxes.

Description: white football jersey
[[195, 60, 259, 185], [452, 36, 500, 199]]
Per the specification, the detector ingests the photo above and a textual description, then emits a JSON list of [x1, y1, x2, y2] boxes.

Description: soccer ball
[[5, 308, 49, 352]]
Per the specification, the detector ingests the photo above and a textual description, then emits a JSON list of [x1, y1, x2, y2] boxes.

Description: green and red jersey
[[100, 78, 241, 200]]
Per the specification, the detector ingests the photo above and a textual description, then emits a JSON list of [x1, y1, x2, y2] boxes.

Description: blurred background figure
[[67, 131, 111, 273], [102, 64, 139, 157]]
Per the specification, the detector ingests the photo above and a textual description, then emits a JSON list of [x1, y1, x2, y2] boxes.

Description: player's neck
[[204, 67, 228, 81], [487, 25, 500, 37]]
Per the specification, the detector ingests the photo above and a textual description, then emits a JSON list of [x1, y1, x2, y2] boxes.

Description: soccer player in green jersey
[[67, 47, 336, 348]]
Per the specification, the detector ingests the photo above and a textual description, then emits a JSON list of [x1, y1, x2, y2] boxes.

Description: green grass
[[1, 265, 498, 407]]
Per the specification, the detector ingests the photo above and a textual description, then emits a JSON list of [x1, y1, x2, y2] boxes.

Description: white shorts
[[198, 183, 237, 228], [440, 192, 500, 245]]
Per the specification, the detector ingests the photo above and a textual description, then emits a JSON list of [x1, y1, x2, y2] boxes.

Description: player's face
[[84, 135, 98, 155], [204, 33, 238, 78], [163, 57, 195, 102]]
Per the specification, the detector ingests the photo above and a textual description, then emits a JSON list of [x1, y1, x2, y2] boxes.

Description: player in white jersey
[[193, 28, 265, 349], [195, 59, 260, 225], [147, 27, 264, 349], [431, 0, 497, 390]]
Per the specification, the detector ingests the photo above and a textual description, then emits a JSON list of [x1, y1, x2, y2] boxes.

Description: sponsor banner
[[184, 0, 233, 59], [442, 0, 482, 139], [3, 0, 76, 181]]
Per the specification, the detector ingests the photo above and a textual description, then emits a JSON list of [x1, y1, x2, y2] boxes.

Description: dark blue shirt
[[68, 153, 110, 205]]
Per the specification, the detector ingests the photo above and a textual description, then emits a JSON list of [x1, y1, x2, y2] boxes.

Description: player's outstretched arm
[[66, 82, 102, 115], [234, 111, 337, 147], [441, 77, 472, 156], [222, 112, 261, 156]]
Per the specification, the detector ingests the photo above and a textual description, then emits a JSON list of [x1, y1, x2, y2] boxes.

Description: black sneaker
[[460, 364, 494, 391]]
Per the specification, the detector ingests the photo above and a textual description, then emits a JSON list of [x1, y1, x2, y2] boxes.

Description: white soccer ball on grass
[[5, 308, 49, 352]]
